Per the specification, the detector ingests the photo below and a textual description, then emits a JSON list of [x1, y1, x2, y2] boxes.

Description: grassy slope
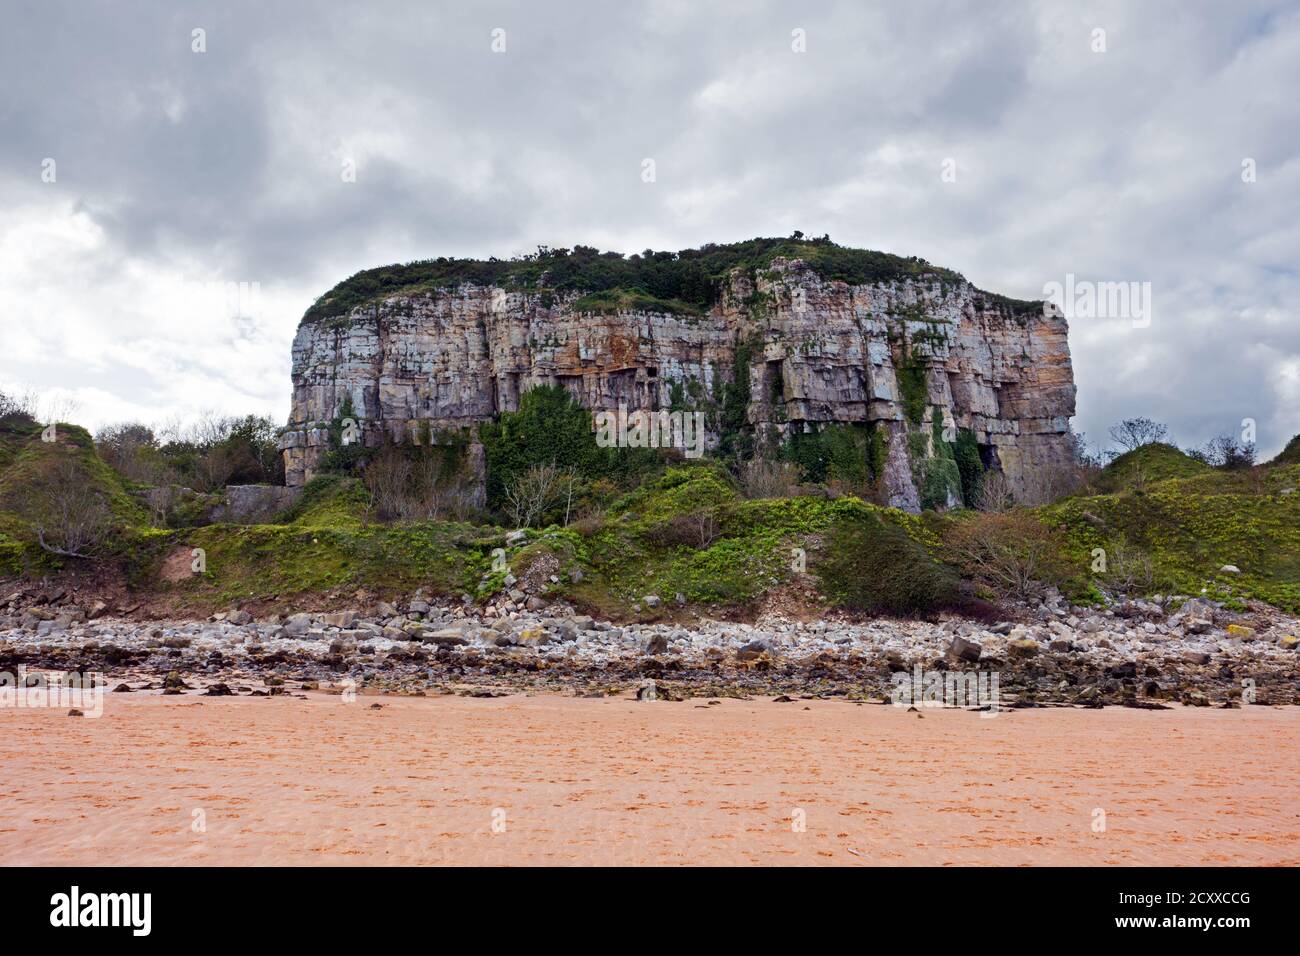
[[4, 426, 1298, 617], [163, 476, 499, 610], [0, 417, 153, 576], [1044, 444, 1300, 611]]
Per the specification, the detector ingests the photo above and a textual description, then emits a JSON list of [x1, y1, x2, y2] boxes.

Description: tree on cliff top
[[1108, 417, 1168, 454]]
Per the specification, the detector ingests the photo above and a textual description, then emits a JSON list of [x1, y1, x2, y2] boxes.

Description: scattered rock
[[1008, 638, 1039, 659], [643, 633, 669, 655], [946, 636, 982, 664]]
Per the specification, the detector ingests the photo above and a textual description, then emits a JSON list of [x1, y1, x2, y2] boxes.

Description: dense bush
[[96, 414, 283, 492], [816, 511, 961, 616], [479, 385, 660, 519], [941, 510, 1073, 600], [301, 235, 1019, 324], [782, 422, 883, 491]]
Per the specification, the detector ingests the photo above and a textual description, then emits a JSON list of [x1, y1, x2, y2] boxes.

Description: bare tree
[[144, 485, 176, 528], [362, 445, 413, 521], [0, 388, 36, 421], [974, 469, 1014, 512], [1108, 417, 1168, 453], [1018, 459, 1086, 506], [96, 422, 170, 484], [740, 459, 802, 499], [1197, 434, 1256, 470], [503, 461, 576, 528], [17, 457, 112, 557], [942, 511, 1069, 601], [1102, 540, 1156, 596]]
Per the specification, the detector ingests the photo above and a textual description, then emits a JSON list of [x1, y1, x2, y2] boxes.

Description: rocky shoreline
[[2, 585, 1297, 708]]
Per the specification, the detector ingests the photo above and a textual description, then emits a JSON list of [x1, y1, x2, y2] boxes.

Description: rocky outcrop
[[279, 256, 1076, 510], [208, 485, 300, 524]]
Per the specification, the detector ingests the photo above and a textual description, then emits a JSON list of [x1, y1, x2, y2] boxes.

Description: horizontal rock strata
[[280, 257, 1076, 510]]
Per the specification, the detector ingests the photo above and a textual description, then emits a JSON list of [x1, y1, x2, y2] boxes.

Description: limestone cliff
[[279, 243, 1076, 511]]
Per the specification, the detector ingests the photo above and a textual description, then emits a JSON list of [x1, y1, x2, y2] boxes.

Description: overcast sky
[[2, 0, 1297, 456]]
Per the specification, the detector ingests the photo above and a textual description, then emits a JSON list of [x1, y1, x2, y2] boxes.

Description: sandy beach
[[2, 692, 1296, 866]]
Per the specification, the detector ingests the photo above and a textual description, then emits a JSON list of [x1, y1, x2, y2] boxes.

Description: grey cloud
[[1, 0, 1297, 455]]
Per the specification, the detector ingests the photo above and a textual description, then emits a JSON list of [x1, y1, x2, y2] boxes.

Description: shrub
[[974, 470, 1014, 511], [941, 510, 1072, 600], [1101, 539, 1157, 597], [740, 459, 803, 499], [10, 455, 112, 557], [816, 511, 960, 616], [643, 508, 720, 549]]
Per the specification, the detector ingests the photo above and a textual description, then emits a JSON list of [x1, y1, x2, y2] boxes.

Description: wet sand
[[2, 693, 1297, 866]]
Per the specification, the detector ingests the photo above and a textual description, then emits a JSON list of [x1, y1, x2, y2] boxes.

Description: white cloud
[[0, 0, 1296, 456]]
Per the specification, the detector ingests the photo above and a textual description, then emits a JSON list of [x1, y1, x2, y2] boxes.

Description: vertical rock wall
[[279, 258, 1076, 511]]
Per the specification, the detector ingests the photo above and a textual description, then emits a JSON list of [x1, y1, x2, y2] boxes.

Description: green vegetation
[[1269, 433, 1300, 466], [913, 418, 963, 511], [952, 428, 985, 506], [1044, 460, 1300, 611], [715, 336, 758, 462], [300, 235, 1038, 325], [569, 289, 702, 317], [816, 509, 961, 616], [782, 422, 882, 489], [479, 385, 660, 515], [0, 413, 150, 573], [896, 351, 929, 427], [5, 374, 1300, 620], [1094, 442, 1210, 492]]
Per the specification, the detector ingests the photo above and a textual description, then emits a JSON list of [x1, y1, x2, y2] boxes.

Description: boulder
[[946, 637, 982, 664], [422, 629, 469, 647], [320, 610, 357, 628], [643, 633, 669, 655]]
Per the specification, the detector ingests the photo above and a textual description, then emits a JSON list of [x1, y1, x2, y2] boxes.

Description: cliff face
[[279, 256, 1076, 510]]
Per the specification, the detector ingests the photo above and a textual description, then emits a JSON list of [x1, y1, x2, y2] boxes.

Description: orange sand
[[2, 693, 1296, 865]]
